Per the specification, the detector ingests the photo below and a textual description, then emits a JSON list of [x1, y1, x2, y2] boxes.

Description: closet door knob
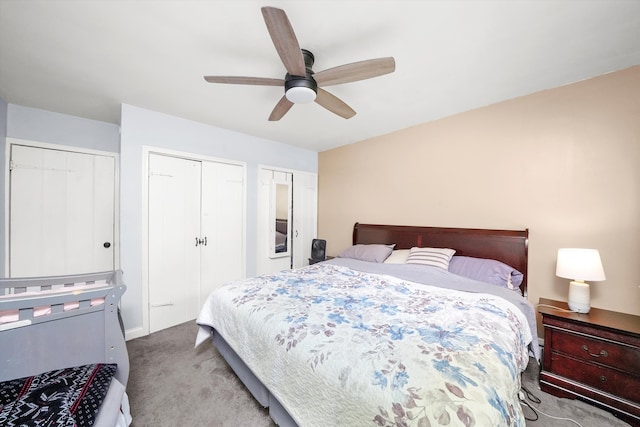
[[103, 242, 111, 248]]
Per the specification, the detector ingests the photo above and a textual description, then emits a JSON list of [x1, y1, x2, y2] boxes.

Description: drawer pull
[[581, 344, 608, 358], [599, 375, 607, 383]]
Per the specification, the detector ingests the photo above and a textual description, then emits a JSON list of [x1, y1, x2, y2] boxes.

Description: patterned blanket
[[0, 364, 116, 427], [197, 263, 533, 426]]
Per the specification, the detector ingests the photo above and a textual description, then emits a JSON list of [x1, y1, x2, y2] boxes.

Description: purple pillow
[[448, 256, 523, 290], [337, 244, 394, 263]]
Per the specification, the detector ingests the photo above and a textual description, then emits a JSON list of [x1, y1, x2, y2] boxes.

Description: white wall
[[6, 104, 120, 153], [119, 104, 317, 337]]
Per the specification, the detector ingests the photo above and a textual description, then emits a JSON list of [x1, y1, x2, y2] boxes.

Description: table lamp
[[555, 248, 606, 313]]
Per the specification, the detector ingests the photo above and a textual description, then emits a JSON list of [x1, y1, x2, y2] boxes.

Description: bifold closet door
[[292, 171, 318, 269], [148, 154, 201, 333], [257, 168, 317, 275], [199, 161, 245, 303]]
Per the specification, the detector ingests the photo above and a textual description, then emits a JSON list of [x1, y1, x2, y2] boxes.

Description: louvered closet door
[[200, 161, 245, 304], [148, 154, 201, 333]]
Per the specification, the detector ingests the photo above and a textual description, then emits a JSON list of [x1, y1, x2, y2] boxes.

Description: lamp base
[[568, 280, 591, 313]]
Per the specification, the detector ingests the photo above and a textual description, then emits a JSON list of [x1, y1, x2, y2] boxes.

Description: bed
[[0, 270, 132, 427], [196, 223, 539, 426]]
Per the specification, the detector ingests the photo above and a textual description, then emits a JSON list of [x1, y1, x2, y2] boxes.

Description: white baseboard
[[125, 326, 146, 341]]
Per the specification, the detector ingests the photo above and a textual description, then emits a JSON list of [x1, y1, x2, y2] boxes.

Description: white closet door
[[256, 168, 273, 275], [9, 144, 115, 277], [148, 154, 201, 333], [200, 161, 245, 304], [257, 169, 292, 275], [257, 167, 317, 274], [292, 171, 318, 268]]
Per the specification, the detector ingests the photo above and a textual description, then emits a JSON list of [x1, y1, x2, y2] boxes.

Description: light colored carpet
[[126, 321, 274, 427], [126, 321, 631, 427]]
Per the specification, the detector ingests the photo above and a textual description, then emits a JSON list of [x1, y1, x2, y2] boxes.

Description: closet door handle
[[195, 237, 200, 247], [203, 236, 207, 246]]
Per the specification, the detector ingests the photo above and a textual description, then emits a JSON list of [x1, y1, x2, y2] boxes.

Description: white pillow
[[405, 247, 456, 269], [383, 249, 411, 264]]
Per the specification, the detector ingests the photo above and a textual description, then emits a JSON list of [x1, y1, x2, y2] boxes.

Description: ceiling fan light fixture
[[203, 8, 396, 120], [286, 86, 317, 104], [284, 71, 318, 104]]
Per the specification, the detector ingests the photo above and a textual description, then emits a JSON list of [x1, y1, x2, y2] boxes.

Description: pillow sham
[[448, 256, 523, 289], [383, 249, 411, 264], [337, 244, 394, 263], [405, 247, 456, 269]]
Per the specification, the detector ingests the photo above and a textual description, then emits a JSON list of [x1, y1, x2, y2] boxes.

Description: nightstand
[[538, 298, 640, 426]]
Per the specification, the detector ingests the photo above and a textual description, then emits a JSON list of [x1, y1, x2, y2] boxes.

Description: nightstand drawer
[[551, 353, 640, 403], [551, 329, 640, 374]]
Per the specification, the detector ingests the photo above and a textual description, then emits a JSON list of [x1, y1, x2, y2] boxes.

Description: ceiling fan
[[204, 6, 396, 121]]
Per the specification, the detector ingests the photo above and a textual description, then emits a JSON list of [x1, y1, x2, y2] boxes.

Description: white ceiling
[[1, 1, 639, 152]]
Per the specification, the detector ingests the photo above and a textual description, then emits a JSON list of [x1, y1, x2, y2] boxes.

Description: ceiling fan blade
[[315, 88, 356, 119], [314, 57, 396, 86], [268, 96, 294, 121], [204, 76, 284, 86], [261, 7, 306, 76]]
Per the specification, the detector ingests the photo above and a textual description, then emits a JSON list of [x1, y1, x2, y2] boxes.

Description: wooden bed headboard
[[352, 223, 529, 296]]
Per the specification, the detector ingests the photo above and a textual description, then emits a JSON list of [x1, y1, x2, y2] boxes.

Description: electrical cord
[[520, 396, 539, 421], [521, 385, 541, 404], [519, 385, 540, 421], [519, 385, 585, 427]]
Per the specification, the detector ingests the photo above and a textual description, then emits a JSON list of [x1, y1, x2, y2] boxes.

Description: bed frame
[[353, 222, 529, 296], [0, 270, 129, 386]]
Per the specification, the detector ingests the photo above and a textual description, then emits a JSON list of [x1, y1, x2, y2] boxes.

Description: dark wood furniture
[[352, 222, 529, 295], [539, 298, 640, 426]]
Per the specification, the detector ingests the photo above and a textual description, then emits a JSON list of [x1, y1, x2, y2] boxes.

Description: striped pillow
[[406, 247, 456, 270]]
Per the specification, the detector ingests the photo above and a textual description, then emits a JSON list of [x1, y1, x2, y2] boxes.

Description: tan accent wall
[[318, 66, 640, 316]]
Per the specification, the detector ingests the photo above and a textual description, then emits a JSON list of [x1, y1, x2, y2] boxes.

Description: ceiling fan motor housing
[[285, 49, 317, 103]]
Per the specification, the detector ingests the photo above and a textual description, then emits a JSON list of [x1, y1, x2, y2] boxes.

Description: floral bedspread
[[197, 263, 533, 427]]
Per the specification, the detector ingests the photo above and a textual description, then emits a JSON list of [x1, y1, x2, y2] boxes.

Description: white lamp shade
[[556, 248, 606, 282]]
